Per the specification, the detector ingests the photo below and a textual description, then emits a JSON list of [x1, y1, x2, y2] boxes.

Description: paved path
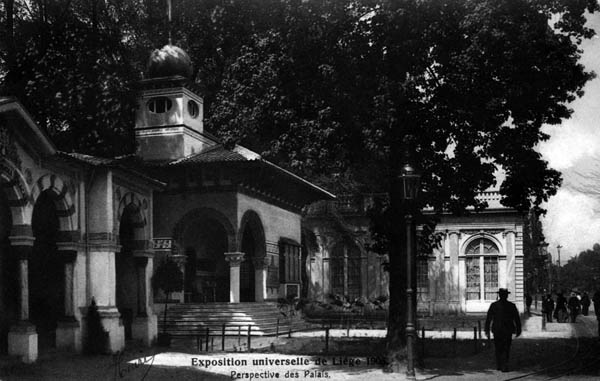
[[0, 316, 598, 380]]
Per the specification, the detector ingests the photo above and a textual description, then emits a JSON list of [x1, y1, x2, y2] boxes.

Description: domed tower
[[135, 45, 215, 161]]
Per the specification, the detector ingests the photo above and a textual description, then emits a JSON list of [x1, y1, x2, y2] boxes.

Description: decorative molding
[[56, 241, 85, 253], [85, 232, 115, 242], [153, 238, 172, 250], [461, 229, 504, 236], [133, 249, 154, 258], [10, 224, 32, 237], [8, 235, 35, 247]]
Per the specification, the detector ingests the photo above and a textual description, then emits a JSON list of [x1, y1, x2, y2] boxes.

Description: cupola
[[134, 45, 215, 162]]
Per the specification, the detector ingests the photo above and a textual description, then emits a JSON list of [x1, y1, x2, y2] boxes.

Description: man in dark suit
[[485, 288, 522, 372]]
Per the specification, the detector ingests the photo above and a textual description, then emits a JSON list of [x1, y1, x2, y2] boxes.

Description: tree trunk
[[385, 190, 408, 372]]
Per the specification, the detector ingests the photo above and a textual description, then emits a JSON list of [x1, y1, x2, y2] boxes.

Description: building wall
[[304, 202, 525, 315], [428, 212, 525, 314]]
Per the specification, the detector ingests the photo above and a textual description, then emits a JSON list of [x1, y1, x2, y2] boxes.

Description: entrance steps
[[158, 302, 308, 337]]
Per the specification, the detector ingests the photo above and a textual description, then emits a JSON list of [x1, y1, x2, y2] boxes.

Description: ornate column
[[132, 249, 157, 346], [86, 233, 124, 353], [224, 252, 245, 303], [448, 231, 460, 313], [56, 242, 81, 352], [253, 256, 270, 302], [8, 231, 37, 363]]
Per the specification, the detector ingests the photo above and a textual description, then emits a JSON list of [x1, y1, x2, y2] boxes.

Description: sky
[[538, 13, 600, 263]]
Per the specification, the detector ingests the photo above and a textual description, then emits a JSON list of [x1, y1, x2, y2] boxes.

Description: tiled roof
[[60, 152, 116, 166], [57, 152, 165, 187], [169, 145, 255, 165]]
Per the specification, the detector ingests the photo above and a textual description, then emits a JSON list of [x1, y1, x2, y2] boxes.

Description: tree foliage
[[152, 259, 183, 296], [553, 245, 600, 293]]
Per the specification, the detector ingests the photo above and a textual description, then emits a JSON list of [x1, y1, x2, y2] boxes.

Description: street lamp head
[[399, 161, 421, 200]]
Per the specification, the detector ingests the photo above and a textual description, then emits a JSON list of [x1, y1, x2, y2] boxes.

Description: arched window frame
[[464, 237, 500, 302], [329, 241, 362, 300]]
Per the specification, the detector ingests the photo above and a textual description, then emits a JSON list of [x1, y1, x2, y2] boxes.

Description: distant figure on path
[[525, 293, 532, 316], [593, 290, 600, 337], [554, 292, 568, 323], [568, 292, 581, 323], [543, 294, 554, 322], [485, 288, 522, 372], [581, 292, 590, 316]]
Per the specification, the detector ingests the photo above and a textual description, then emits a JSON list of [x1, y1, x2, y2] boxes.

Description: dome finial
[[146, 45, 193, 79]]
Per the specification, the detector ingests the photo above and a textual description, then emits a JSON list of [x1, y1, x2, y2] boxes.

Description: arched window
[[330, 242, 361, 300], [465, 238, 499, 301]]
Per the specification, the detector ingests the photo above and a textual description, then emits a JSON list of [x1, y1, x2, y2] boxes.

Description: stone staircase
[[158, 302, 309, 337]]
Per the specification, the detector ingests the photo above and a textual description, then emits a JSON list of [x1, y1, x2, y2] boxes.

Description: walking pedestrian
[[485, 288, 521, 372], [525, 293, 532, 316], [581, 292, 590, 316], [593, 290, 600, 337], [555, 292, 568, 323], [568, 292, 581, 323], [543, 294, 554, 322]]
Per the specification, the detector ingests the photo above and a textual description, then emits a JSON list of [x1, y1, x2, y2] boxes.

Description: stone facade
[[0, 98, 162, 361]]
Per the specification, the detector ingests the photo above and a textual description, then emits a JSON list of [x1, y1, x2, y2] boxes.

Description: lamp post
[[538, 242, 550, 293], [556, 245, 562, 287], [537, 242, 549, 331], [399, 159, 421, 380]]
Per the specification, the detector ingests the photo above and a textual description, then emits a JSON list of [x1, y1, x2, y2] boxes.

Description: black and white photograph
[[1, 0, 600, 380]]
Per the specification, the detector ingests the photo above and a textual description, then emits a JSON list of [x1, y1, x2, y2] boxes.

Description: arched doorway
[[238, 211, 266, 303], [182, 219, 229, 302], [240, 228, 256, 302], [0, 190, 18, 354], [116, 204, 140, 340], [30, 190, 64, 350]]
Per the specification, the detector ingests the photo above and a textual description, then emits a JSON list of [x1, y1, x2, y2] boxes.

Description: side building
[[303, 190, 525, 315]]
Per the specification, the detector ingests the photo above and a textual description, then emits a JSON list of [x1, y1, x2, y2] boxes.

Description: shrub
[[84, 298, 108, 355]]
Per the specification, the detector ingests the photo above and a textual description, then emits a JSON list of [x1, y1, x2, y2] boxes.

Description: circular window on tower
[[188, 100, 199, 118], [147, 97, 172, 114]]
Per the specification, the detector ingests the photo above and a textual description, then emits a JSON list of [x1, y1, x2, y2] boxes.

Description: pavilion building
[[0, 45, 332, 362]]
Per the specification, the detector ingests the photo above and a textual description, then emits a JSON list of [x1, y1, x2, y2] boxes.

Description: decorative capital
[[253, 255, 271, 269], [224, 252, 245, 267]]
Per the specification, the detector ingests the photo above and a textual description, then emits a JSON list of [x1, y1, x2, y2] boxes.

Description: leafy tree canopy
[[553, 245, 600, 293]]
